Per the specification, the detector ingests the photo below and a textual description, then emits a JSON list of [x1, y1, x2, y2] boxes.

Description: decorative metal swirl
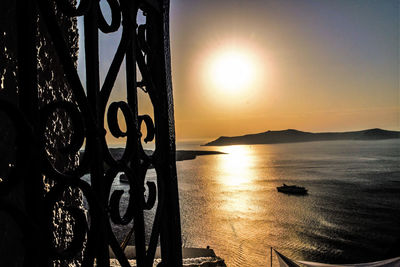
[[0, 0, 182, 266]]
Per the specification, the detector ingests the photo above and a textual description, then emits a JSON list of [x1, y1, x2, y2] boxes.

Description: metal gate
[[0, 0, 182, 266]]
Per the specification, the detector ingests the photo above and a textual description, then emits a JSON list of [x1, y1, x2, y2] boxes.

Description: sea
[[104, 139, 400, 267]]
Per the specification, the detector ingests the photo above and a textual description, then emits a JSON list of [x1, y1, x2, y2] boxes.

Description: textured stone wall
[[0, 1, 83, 266]]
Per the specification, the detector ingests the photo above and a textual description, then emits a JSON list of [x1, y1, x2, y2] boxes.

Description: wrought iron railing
[[0, 0, 182, 266]]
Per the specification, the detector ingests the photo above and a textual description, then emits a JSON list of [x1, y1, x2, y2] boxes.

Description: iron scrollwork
[[0, 0, 182, 266]]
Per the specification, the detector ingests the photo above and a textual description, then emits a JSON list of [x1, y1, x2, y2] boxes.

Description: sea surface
[[104, 139, 400, 266]]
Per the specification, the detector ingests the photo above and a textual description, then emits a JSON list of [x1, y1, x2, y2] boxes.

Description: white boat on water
[[273, 249, 400, 267], [277, 184, 308, 195]]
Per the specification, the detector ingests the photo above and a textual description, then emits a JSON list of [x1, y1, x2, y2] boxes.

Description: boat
[[273, 248, 400, 267], [277, 184, 308, 195]]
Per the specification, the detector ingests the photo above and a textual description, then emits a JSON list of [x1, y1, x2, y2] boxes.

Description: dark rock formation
[[204, 128, 400, 146]]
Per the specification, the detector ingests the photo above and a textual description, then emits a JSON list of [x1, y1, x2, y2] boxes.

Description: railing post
[[147, 0, 183, 265], [16, 0, 48, 266], [84, 1, 110, 266]]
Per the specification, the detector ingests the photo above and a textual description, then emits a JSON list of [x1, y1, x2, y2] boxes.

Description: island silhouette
[[107, 148, 225, 161], [204, 128, 400, 146]]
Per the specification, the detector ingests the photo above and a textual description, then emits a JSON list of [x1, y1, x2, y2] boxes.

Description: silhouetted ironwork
[[0, 0, 182, 266]]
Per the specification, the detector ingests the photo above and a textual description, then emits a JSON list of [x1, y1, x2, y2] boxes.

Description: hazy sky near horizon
[[78, 0, 399, 142]]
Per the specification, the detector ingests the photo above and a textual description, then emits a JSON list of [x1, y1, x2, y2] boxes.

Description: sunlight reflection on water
[[217, 146, 255, 187]]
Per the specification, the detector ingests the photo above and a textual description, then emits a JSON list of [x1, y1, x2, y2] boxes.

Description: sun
[[210, 50, 254, 92]]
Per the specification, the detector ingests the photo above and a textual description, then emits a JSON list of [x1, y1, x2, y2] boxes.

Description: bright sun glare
[[211, 50, 254, 92]]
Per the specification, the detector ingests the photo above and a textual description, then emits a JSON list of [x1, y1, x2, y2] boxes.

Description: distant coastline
[[204, 128, 400, 146], [78, 149, 225, 174], [108, 148, 225, 161]]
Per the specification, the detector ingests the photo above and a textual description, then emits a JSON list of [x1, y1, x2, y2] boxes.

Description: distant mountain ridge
[[204, 128, 400, 146]]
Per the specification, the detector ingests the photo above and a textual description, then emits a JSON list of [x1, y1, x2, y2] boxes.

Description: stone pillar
[[0, 1, 83, 266]]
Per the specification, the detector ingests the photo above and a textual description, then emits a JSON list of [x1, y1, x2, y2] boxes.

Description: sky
[[78, 0, 399, 142]]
